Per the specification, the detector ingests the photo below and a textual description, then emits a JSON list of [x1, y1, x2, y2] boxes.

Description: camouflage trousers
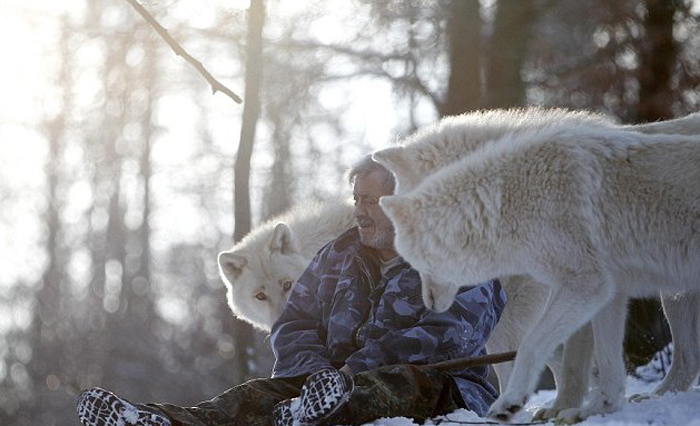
[[150, 364, 466, 426]]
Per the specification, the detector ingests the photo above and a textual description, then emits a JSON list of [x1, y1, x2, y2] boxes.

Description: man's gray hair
[[347, 153, 396, 192]]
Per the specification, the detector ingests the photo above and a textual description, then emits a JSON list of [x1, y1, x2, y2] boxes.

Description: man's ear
[[269, 222, 297, 255], [218, 251, 248, 281], [379, 195, 414, 225]]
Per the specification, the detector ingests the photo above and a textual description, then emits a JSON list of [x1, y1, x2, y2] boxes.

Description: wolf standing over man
[[75, 154, 506, 426]]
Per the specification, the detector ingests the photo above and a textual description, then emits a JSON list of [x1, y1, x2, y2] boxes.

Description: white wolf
[[379, 120, 700, 421], [217, 200, 355, 331], [373, 108, 700, 419]]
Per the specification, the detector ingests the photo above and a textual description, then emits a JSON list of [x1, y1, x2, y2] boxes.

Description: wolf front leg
[[487, 273, 612, 423], [487, 275, 551, 393]]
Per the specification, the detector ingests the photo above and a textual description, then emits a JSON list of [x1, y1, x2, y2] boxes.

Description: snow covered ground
[[362, 375, 700, 426]]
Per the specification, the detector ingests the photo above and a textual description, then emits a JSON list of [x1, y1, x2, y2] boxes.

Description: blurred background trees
[[1, 0, 698, 424]]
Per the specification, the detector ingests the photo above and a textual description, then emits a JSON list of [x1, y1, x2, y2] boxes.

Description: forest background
[[1, 0, 698, 424]]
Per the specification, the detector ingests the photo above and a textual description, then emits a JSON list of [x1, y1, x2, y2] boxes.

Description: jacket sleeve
[[269, 248, 336, 378], [344, 267, 505, 374]]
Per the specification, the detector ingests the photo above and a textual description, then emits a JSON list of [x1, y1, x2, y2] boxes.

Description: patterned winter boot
[[77, 387, 172, 426], [273, 367, 354, 426]]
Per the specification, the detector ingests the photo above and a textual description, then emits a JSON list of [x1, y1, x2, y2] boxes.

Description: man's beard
[[360, 225, 395, 251]]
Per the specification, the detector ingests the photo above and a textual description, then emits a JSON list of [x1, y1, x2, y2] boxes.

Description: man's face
[[353, 170, 396, 258]]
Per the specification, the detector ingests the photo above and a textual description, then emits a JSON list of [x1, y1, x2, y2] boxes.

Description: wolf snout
[[422, 285, 436, 310], [422, 281, 452, 312]]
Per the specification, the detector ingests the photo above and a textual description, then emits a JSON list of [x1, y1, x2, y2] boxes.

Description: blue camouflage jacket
[[270, 227, 507, 415]]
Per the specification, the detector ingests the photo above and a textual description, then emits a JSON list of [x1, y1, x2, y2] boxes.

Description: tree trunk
[[231, 0, 266, 382], [441, 0, 483, 116], [485, 0, 537, 108], [27, 15, 73, 418], [636, 0, 679, 121]]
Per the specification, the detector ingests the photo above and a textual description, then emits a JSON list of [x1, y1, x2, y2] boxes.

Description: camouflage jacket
[[270, 227, 506, 414]]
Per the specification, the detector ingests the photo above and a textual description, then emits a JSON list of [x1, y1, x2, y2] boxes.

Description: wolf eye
[[254, 292, 267, 301], [282, 280, 293, 291]]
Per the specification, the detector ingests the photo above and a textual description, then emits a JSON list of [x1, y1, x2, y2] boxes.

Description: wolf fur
[[217, 199, 355, 331], [379, 118, 700, 421]]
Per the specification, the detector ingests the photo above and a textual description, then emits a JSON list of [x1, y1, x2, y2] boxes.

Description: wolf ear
[[269, 222, 297, 255], [372, 147, 416, 189], [218, 251, 248, 281], [379, 195, 414, 226]]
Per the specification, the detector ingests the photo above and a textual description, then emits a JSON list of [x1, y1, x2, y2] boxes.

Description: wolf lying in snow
[[373, 107, 700, 420], [217, 200, 354, 331], [379, 114, 700, 421]]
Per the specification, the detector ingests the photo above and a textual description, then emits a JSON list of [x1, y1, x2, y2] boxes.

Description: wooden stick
[[123, 0, 243, 104], [428, 350, 517, 371]]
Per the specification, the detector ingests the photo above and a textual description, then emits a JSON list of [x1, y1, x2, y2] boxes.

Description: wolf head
[[218, 222, 310, 331], [217, 200, 355, 332], [379, 194, 466, 312], [380, 181, 503, 312]]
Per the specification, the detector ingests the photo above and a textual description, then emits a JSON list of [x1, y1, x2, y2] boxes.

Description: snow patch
[[357, 378, 700, 426]]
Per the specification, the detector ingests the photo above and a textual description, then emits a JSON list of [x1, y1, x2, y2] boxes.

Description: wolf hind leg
[[558, 294, 627, 423], [655, 292, 700, 395], [534, 323, 594, 421]]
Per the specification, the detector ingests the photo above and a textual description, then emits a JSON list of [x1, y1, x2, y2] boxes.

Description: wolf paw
[[552, 395, 620, 424], [582, 393, 622, 418], [554, 407, 586, 424], [533, 398, 587, 422], [487, 395, 527, 423], [532, 407, 559, 422]]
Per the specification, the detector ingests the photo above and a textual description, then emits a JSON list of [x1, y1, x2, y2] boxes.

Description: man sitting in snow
[[76, 154, 506, 426]]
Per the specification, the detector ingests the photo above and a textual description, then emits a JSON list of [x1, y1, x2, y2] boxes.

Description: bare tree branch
[[123, 0, 243, 104], [276, 40, 442, 110], [278, 39, 407, 63], [350, 68, 442, 109]]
